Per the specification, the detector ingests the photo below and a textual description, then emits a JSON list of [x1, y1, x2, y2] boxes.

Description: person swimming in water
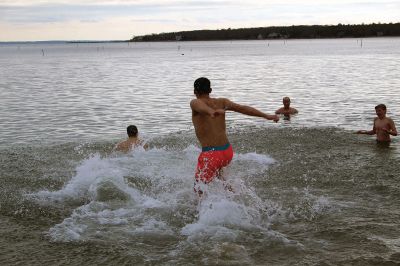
[[275, 96, 298, 119], [357, 104, 397, 143], [190, 77, 279, 195], [115, 125, 147, 152]]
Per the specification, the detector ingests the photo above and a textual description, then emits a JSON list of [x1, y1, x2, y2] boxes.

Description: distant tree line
[[130, 23, 400, 42]]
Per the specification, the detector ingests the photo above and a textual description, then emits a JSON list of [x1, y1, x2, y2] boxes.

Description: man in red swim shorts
[[190, 77, 279, 195], [195, 142, 233, 184]]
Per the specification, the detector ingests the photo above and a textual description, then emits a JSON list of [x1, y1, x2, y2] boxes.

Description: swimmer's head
[[375, 104, 386, 111], [127, 125, 138, 137], [283, 97, 291, 108], [194, 77, 212, 95], [375, 104, 387, 118]]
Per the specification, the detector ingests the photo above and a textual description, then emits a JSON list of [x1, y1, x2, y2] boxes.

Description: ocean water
[[0, 38, 400, 265]]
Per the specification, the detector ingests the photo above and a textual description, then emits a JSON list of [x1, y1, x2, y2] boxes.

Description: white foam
[[230, 152, 276, 179], [234, 152, 276, 164], [285, 188, 335, 221], [130, 218, 175, 236], [32, 145, 289, 244], [47, 203, 94, 242], [32, 153, 126, 201], [181, 197, 254, 237]]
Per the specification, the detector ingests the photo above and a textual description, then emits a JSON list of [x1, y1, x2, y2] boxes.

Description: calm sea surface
[[0, 38, 400, 265]]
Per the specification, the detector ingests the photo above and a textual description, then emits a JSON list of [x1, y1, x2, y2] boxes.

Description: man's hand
[[382, 128, 395, 135], [266, 114, 279, 122]]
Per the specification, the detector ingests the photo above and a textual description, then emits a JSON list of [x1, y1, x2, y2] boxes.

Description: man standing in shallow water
[[357, 104, 397, 143], [275, 96, 298, 119], [190, 77, 279, 194]]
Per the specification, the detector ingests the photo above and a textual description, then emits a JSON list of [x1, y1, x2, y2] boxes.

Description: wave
[[26, 144, 297, 243], [2, 126, 399, 265]]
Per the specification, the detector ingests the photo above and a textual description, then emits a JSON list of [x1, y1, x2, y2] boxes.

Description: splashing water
[[27, 145, 290, 249]]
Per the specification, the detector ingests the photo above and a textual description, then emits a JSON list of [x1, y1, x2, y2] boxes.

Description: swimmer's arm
[[114, 141, 129, 153], [356, 130, 374, 135], [139, 139, 149, 150], [357, 119, 377, 135], [114, 141, 124, 151], [224, 98, 279, 122], [390, 120, 398, 136], [356, 128, 375, 135], [190, 99, 224, 117]]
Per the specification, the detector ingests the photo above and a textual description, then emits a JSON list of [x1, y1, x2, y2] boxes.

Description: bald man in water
[[275, 97, 298, 119], [190, 77, 279, 194]]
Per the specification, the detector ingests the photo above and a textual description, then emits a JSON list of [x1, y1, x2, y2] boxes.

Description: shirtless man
[[357, 104, 397, 143], [190, 77, 279, 194], [115, 125, 147, 152], [275, 97, 298, 119]]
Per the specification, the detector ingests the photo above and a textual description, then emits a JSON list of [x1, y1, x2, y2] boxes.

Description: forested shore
[[130, 23, 400, 42]]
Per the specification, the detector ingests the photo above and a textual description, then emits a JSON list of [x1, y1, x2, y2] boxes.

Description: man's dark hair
[[194, 77, 212, 95], [375, 104, 386, 110], [127, 125, 138, 137]]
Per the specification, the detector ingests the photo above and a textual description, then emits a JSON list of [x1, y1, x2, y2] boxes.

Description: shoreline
[[1, 22, 399, 44], [2, 35, 400, 45], [131, 22, 400, 42]]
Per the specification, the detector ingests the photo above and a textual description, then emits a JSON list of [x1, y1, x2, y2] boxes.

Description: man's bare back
[[115, 137, 140, 152], [191, 97, 228, 147], [191, 95, 279, 147], [190, 77, 279, 194]]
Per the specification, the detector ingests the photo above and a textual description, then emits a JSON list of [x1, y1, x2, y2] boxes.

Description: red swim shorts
[[194, 143, 234, 184]]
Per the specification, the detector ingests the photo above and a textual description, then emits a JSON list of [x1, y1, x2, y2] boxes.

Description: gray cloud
[[1, 0, 399, 41], [0, 1, 240, 24], [1, 1, 399, 25]]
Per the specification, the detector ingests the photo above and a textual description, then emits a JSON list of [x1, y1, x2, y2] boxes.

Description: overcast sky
[[0, 0, 399, 41]]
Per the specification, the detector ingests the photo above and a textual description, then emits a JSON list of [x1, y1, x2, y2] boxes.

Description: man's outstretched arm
[[223, 98, 279, 122], [357, 119, 377, 135]]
